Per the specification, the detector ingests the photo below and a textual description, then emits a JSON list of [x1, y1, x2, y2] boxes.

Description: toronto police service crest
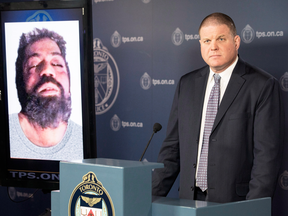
[[93, 38, 120, 115], [69, 171, 115, 216]]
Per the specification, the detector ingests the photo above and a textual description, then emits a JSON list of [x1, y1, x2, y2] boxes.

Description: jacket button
[[191, 186, 194, 191], [212, 139, 217, 142], [193, 164, 196, 168]]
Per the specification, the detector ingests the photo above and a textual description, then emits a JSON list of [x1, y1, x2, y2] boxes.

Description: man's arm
[[152, 81, 181, 196], [247, 77, 284, 199]]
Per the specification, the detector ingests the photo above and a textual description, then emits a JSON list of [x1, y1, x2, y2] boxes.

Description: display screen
[[0, 1, 95, 190], [4, 10, 83, 160]]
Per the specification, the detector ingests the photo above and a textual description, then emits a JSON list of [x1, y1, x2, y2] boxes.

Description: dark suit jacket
[[152, 57, 284, 203]]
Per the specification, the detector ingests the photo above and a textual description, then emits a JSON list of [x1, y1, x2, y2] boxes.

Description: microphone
[[139, 123, 162, 161]]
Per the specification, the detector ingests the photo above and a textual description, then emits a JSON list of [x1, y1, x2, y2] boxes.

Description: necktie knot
[[214, 74, 221, 84]]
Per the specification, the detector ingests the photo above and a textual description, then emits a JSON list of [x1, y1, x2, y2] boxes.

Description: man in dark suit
[[152, 12, 284, 203]]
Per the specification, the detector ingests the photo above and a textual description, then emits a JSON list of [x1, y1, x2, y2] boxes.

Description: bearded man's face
[[21, 38, 71, 128]]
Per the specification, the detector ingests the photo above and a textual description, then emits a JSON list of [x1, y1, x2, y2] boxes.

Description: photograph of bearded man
[[8, 27, 83, 160]]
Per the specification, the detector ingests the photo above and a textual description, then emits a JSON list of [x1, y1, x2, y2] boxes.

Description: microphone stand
[[139, 132, 155, 161]]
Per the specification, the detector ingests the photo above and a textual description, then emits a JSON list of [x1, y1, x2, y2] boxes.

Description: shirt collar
[[208, 56, 239, 82]]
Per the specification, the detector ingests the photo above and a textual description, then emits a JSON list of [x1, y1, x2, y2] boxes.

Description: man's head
[[198, 12, 240, 73], [15, 28, 72, 128]]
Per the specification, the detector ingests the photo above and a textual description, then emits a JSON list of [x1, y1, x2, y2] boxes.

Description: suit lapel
[[195, 68, 209, 106], [192, 67, 209, 139], [212, 58, 247, 132]]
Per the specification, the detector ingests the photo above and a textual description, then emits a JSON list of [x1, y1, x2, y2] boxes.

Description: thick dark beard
[[21, 76, 71, 129]]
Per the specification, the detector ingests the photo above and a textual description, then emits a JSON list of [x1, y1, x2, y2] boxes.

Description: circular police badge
[[69, 172, 115, 216], [280, 72, 288, 92], [26, 10, 53, 22], [94, 38, 120, 115], [111, 31, 122, 48], [110, 114, 121, 131], [171, 28, 184, 46], [241, 24, 255, 44], [140, 72, 151, 90], [279, 170, 288, 190]]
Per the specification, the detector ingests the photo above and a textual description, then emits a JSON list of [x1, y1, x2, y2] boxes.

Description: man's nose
[[210, 40, 219, 51], [39, 62, 56, 77]]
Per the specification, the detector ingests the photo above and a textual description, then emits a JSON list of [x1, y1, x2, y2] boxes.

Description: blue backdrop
[[1, 0, 288, 215], [93, 0, 288, 215]]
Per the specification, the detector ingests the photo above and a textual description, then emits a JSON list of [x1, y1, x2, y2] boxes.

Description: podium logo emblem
[[94, 38, 120, 115], [69, 172, 115, 216]]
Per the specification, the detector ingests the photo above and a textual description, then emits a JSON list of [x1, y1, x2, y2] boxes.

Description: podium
[[51, 158, 271, 216]]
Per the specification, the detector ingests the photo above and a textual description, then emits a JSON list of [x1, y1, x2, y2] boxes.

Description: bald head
[[199, 12, 237, 37]]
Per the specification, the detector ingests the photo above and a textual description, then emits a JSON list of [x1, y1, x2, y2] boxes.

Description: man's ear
[[234, 35, 241, 50]]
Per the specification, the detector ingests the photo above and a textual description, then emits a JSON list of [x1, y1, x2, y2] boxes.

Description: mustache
[[32, 75, 64, 96]]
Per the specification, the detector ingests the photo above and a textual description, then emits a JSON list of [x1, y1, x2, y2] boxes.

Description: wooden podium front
[[51, 158, 271, 216]]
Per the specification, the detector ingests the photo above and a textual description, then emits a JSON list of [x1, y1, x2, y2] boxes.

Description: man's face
[[23, 38, 70, 97], [199, 23, 240, 73], [20, 38, 72, 129]]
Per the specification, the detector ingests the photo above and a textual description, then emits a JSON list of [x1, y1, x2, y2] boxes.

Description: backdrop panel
[[93, 0, 288, 215]]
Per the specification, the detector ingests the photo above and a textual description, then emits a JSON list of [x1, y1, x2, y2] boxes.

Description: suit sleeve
[[152, 80, 181, 196], [247, 77, 284, 199]]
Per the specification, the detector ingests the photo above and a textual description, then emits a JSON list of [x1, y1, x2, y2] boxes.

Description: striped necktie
[[196, 73, 221, 192]]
